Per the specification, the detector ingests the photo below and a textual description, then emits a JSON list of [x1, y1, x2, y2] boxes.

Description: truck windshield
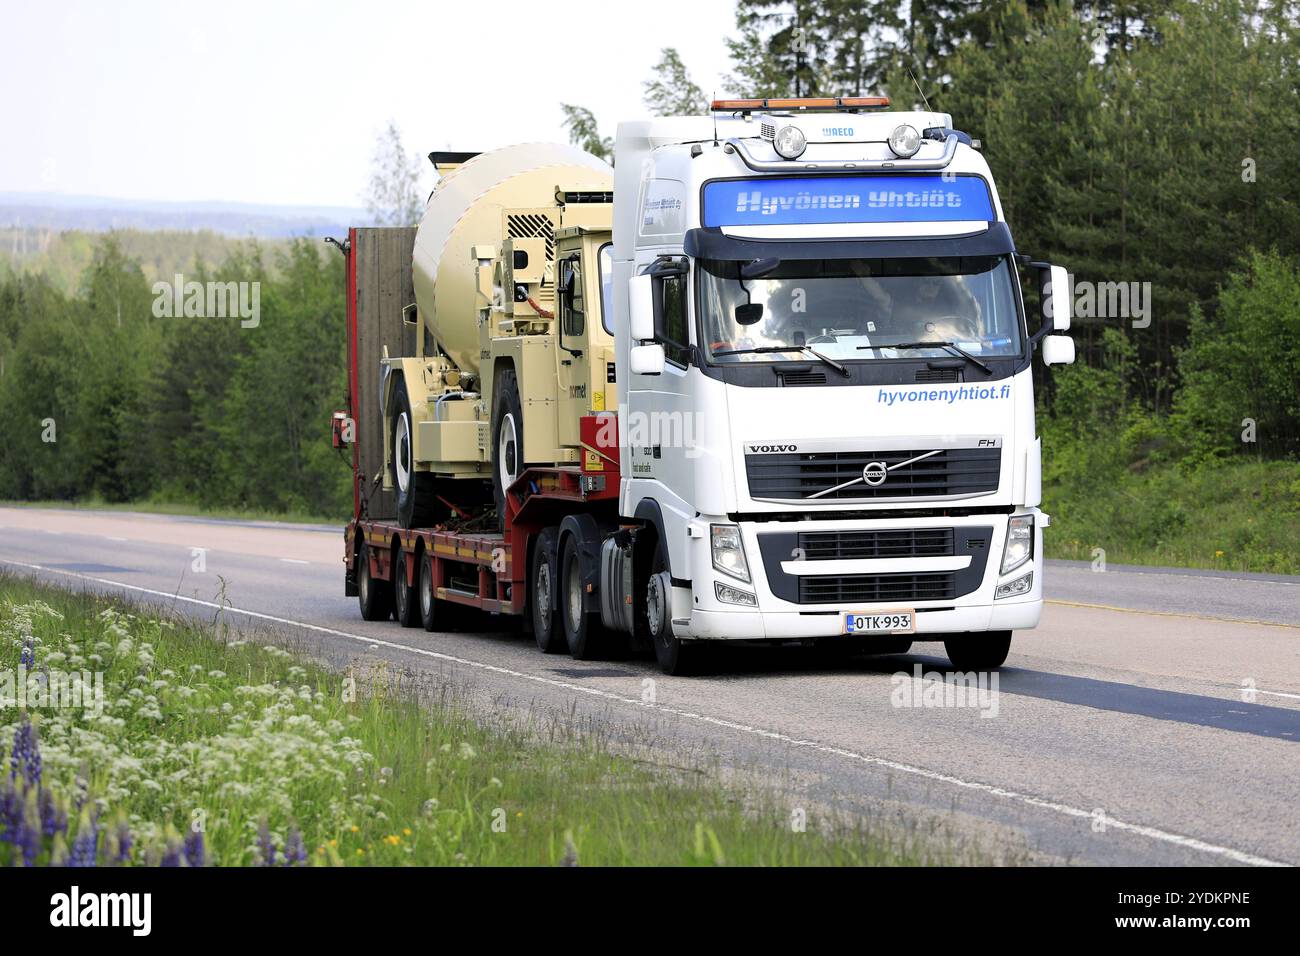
[[697, 255, 1023, 363]]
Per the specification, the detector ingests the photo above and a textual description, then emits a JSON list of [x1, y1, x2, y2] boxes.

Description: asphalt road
[[2, 506, 1298, 866]]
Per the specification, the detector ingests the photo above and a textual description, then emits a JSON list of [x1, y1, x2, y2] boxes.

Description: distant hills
[[0, 191, 367, 238]]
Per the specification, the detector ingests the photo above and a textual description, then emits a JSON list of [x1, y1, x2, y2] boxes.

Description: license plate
[[843, 610, 915, 635]]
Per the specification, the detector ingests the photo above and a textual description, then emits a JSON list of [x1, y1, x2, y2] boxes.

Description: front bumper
[[676, 510, 1044, 641]]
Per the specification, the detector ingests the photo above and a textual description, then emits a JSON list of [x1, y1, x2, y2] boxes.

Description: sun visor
[[685, 221, 1016, 261]]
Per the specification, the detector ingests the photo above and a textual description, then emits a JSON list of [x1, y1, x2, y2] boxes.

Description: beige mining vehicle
[[381, 144, 616, 527]]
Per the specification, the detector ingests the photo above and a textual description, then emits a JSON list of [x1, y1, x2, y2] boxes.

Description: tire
[[944, 631, 1012, 670], [419, 550, 438, 632], [645, 537, 699, 675], [491, 367, 524, 531], [357, 541, 393, 621], [393, 545, 420, 627], [559, 533, 605, 660], [530, 529, 565, 653], [390, 377, 439, 529]]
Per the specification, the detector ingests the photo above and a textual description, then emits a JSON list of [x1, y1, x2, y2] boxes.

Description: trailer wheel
[[559, 533, 606, 660], [392, 545, 420, 627], [419, 551, 438, 631], [646, 539, 699, 675], [944, 631, 1012, 671], [357, 541, 393, 621], [530, 528, 565, 653], [491, 367, 524, 531], [391, 378, 440, 529]]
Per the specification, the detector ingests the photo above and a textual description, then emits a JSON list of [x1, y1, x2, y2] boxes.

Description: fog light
[[887, 124, 922, 158], [995, 572, 1033, 600], [715, 582, 757, 606], [773, 125, 807, 159]]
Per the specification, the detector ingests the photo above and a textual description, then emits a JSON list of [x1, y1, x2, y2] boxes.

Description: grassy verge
[[0, 573, 987, 866], [1043, 458, 1300, 575], [0, 498, 343, 528]]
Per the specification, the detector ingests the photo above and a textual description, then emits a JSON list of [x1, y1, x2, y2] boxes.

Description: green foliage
[[1171, 249, 1300, 461], [559, 104, 613, 164], [643, 48, 710, 116], [0, 233, 350, 518]]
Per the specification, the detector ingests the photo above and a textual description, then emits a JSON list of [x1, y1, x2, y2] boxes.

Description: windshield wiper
[[712, 345, 850, 377], [859, 340, 993, 375]]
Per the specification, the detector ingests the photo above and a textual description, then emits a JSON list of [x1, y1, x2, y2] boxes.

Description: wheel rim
[[497, 412, 518, 492], [359, 550, 370, 602], [646, 573, 668, 645], [420, 557, 433, 618], [565, 553, 582, 627], [395, 412, 412, 494], [535, 560, 552, 633]]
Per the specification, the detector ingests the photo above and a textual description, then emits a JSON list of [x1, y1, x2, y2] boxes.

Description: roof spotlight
[[887, 124, 922, 158], [773, 125, 807, 160]]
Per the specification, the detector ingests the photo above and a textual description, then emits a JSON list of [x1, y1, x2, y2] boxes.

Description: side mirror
[[560, 258, 577, 310], [1044, 264, 1071, 332], [629, 274, 654, 341], [1042, 334, 1075, 366], [630, 343, 665, 375]]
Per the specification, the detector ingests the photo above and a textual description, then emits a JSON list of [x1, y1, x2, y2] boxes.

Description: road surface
[[1, 506, 1297, 866]]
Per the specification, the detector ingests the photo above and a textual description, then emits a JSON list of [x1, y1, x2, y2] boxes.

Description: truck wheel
[[559, 533, 605, 659], [530, 528, 565, 653], [646, 540, 699, 675], [419, 550, 439, 631], [391, 378, 439, 529], [392, 546, 420, 627], [944, 631, 1012, 671], [491, 367, 524, 530], [357, 541, 393, 621]]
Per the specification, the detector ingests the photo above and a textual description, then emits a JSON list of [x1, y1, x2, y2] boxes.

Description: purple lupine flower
[[113, 818, 134, 864], [257, 820, 276, 866], [20, 644, 35, 670], [68, 811, 100, 867], [160, 837, 183, 867], [282, 827, 306, 867], [9, 719, 41, 787], [184, 829, 205, 868], [16, 787, 41, 866], [39, 787, 67, 839], [0, 777, 19, 846]]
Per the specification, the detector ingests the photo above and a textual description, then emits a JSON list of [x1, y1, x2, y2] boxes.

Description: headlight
[[1000, 515, 1034, 574], [995, 572, 1033, 600], [711, 524, 750, 582], [773, 125, 807, 160], [887, 124, 922, 158]]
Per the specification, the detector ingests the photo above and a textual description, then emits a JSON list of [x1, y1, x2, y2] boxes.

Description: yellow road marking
[[1046, 598, 1300, 630]]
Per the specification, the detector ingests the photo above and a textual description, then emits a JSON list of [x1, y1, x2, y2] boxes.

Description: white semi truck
[[342, 96, 1074, 674]]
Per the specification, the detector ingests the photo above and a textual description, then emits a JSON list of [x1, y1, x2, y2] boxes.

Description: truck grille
[[799, 572, 956, 604], [756, 525, 993, 605], [798, 528, 953, 560], [746, 446, 1000, 501]]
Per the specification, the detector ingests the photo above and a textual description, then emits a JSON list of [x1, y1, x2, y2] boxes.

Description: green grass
[[0, 573, 994, 866], [0, 498, 344, 528], [1044, 458, 1300, 575]]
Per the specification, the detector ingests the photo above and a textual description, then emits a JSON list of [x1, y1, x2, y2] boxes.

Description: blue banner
[[702, 174, 995, 227]]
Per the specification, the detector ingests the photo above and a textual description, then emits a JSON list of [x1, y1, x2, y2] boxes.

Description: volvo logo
[[862, 461, 888, 486], [747, 444, 797, 454]]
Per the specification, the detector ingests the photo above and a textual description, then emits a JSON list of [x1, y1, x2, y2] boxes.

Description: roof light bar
[[710, 96, 890, 113]]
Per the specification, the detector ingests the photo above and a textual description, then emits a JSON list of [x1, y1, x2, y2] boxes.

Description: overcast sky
[[1, 0, 739, 208]]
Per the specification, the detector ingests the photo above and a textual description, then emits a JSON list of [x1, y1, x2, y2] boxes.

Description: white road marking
[[280, 558, 309, 565], [106, 536, 128, 542], [0, 557, 1289, 868]]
